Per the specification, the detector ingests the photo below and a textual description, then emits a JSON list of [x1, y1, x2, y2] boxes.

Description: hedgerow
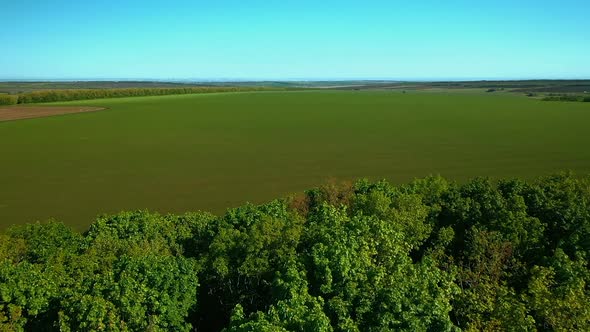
[[14, 87, 282, 104], [0, 95, 18, 105]]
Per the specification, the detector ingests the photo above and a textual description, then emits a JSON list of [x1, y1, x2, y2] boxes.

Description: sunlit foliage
[[1, 173, 589, 330]]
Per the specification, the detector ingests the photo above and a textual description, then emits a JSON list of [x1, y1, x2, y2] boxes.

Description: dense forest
[[0, 87, 281, 105], [1, 173, 589, 331]]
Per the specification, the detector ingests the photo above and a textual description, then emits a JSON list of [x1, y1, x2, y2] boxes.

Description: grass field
[[1, 90, 590, 230]]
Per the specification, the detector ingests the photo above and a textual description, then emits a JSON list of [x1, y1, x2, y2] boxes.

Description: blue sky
[[1, 0, 589, 80]]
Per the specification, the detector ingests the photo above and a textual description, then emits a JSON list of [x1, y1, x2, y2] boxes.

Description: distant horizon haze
[[1, 77, 589, 83]]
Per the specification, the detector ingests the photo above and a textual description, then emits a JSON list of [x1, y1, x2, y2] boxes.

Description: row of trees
[[542, 93, 590, 102], [0, 95, 18, 105], [1, 173, 589, 331], [2, 87, 282, 105]]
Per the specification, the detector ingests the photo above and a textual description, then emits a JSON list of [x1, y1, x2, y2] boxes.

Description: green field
[[1, 90, 590, 230]]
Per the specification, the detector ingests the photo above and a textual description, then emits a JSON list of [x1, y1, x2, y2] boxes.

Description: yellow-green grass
[[1, 91, 590, 230]]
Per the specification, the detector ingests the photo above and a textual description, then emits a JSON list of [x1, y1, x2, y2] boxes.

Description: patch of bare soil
[[0, 106, 106, 122]]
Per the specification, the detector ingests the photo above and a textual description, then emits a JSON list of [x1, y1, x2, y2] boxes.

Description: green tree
[[198, 200, 305, 330], [0, 261, 60, 330], [303, 203, 458, 331], [226, 260, 332, 332], [526, 249, 590, 331], [58, 255, 199, 331]]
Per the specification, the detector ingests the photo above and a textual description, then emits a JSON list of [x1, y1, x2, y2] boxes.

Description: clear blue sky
[[1, 0, 589, 80]]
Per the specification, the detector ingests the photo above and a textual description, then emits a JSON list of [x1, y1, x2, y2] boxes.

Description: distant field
[[1, 90, 590, 230], [0, 81, 208, 94], [0, 105, 105, 121], [2, 79, 590, 94]]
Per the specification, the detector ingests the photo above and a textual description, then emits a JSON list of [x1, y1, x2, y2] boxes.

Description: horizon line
[[1, 77, 590, 83]]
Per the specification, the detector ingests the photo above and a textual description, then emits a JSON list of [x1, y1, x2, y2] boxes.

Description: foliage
[[1, 174, 590, 330], [0, 95, 18, 105], [542, 94, 586, 102], [58, 254, 199, 332], [526, 249, 590, 331], [15, 87, 281, 104]]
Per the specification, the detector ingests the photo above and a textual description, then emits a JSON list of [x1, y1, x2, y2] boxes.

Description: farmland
[[1, 90, 590, 230], [0, 105, 105, 121]]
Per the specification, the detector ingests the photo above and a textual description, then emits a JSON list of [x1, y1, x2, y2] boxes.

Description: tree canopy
[[1, 173, 589, 331]]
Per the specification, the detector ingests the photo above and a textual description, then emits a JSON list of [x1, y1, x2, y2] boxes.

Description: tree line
[[0, 87, 283, 105], [1, 173, 589, 331], [542, 93, 590, 102], [0, 95, 18, 105]]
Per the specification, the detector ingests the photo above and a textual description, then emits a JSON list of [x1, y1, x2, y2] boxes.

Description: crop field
[[1, 90, 590, 230]]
